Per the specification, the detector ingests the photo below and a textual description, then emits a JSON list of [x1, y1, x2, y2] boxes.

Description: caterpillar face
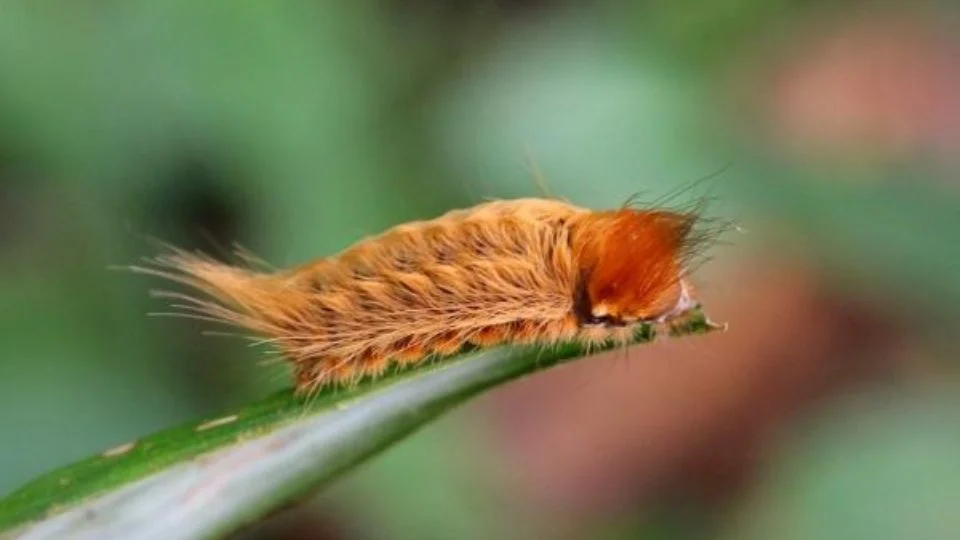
[[572, 208, 699, 327], [581, 278, 697, 327]]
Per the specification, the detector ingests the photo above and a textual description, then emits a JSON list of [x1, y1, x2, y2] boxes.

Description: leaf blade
[[1, 310, 721, 539]]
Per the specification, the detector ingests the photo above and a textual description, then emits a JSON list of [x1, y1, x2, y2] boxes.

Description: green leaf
[[0, 311, 721, 540]]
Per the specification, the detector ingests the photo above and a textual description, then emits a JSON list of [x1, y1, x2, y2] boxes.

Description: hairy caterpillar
[[135, 197, 721, 395]]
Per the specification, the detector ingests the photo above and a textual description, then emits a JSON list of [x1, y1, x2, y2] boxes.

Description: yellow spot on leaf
[[196, 414, 239, 432], [102, 442, 136, 458]]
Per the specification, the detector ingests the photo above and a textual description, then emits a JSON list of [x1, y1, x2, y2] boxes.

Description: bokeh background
[[2, 1, 959, 539]]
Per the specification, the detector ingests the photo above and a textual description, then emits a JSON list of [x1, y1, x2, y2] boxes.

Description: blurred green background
[[1, 1, 959, 539]]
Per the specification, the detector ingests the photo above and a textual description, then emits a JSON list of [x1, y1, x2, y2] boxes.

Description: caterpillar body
[[140, 198, 716, 395]]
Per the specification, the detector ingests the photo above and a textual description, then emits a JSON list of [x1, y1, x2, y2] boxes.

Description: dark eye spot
[[573, 284, 625, 327], [573, 280, 593, 324], [584, 314, 629, 328]]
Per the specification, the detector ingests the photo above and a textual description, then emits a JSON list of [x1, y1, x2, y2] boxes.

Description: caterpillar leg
[[293, 357, 356, 394], [358, 349, 392, 379]]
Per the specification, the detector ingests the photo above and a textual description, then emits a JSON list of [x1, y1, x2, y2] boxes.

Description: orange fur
[[571, 209, 697, 324], [135, 198, 713, 394]]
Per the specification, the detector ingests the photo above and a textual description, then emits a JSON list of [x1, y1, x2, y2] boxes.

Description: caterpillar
[[135, 197, 721, 395]]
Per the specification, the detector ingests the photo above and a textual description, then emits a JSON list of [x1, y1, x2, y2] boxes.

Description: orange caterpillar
[[138, 198, 718, 395]]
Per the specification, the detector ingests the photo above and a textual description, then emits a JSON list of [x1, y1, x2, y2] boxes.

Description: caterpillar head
[[573, 208, 707, 326]]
